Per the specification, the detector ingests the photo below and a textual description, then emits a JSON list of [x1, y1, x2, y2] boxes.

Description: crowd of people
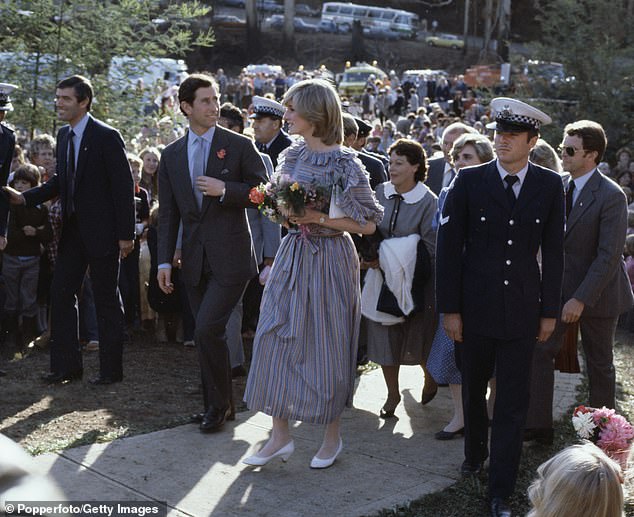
[[1, 61, 634, 517]]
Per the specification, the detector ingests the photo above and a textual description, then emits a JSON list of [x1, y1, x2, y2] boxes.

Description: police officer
[[436, 98, 565, 517], [249, 95, 291, 170]]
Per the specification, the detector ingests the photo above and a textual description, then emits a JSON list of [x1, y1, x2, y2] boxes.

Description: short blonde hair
[[527, 441, 624, 517], [283, 79, 343, 146]]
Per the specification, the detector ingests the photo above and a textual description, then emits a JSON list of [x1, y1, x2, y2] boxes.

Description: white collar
[[384, 181, 430, 204], [570, 168, 596, 192], [496, 160, 529, 185]]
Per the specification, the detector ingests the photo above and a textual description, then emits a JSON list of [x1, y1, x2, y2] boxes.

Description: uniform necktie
[[388, 193, 403, 236], [66, 129, 76, 217], [257, 142, 266, 153], [191, 136, 205, 209], [566, 180, 575, 217], [504, 175, 519, 210]]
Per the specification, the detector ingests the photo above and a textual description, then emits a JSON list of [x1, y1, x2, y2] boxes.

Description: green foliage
[[0, 0, 214, 140], [527, 0, 634, 157]]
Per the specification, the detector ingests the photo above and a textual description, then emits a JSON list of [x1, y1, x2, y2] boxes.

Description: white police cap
[[0, 83, 18, 112], [249, 96, 284, 119], [487, 97, 551, 132]]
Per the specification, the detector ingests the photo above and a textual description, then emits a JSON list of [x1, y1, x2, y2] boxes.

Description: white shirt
[[441, 161, 454, 188], [569, 168, 595, 205], [68, 113, 90, 169], [496, 160, 529, 198]]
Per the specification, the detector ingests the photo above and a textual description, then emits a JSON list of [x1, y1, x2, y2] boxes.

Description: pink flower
[[597, 414, 634, 452], [216, 149, 226, 159], [592, 406, 616, 426]]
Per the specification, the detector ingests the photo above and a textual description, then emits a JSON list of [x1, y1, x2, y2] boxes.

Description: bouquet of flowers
[[249, 174, 330, 225], [572, 405, 634, 467]]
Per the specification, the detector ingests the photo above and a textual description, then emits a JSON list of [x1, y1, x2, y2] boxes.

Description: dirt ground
[[0, 332, 249, 454]]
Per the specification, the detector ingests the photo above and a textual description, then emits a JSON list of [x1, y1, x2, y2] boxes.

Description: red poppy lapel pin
[[216, 149, 226, 159]]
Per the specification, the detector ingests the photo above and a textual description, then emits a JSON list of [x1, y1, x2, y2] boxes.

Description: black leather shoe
[[435, 427, 464, 440], [42, 369, 83, 384], [200, 406, 233, 433], [460, 459, 483, 476], [523, 427, 554, 445], [89, 375, 123, 385], [490, 497, 511, 517]]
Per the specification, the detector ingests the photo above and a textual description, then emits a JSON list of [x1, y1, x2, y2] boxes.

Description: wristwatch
[[319, 216, 326, 224]]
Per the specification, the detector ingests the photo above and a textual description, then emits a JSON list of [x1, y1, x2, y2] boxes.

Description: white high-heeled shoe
[[310, 438, 343, 469], [242, 440, 295, 466]]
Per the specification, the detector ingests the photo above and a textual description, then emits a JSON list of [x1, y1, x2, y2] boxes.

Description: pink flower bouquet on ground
[[249, 174, 330, 225], [572, 405, 634, 468]]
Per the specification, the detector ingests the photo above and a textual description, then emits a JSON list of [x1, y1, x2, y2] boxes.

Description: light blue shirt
[[187, 126, 215, 184], [569, 168, 595, 205], [69, 113, 89, 169]]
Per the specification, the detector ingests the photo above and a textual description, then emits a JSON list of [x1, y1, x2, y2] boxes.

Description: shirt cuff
[[158, 263, 172, 269]]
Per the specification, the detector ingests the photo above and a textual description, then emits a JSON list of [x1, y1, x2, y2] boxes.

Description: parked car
[[337, 62, 388, 98], [212, 15, 246, 29], [295, 3, 319, 17], [362, 27, 402, 41], [318, 19, 342, 33], [259, 0, 284, 13], [217, 0, 245, 6], [425, 33, 464, 49], [294, 18, 319, 33], [263, 14, 284, 30], [264, 15, 319, 33]]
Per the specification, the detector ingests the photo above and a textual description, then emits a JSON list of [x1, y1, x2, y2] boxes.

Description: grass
[[369, 328, 634, 517]]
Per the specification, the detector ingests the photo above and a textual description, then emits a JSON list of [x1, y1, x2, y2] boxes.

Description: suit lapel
[[74, 115, 95, 187], [174, 132, 198, 210], [513, 164, 542, 214], [201, 125, 230, 215], [565, 170, 600, 235]]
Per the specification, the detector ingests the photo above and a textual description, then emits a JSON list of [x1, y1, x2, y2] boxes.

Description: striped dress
[[244, 140, 383, 424]]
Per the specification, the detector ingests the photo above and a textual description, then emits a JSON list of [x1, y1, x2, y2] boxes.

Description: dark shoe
[[490, 497, 511, 517], [89, 375, 123, 385], [379, 407, 397, 419], [460, 459, 483, 477], [42, 369, 83, 384], [420, 385, 438, 406], [200, 406, 233, 433], [523, 427, 554, 445], [231, 365, 247, 378], [435, 427, 464, 440]]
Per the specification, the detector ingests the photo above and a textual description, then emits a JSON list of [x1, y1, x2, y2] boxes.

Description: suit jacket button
[[535, 218, 541, 223], [509, 219, 514, 225], [481, 216, 486, 222], [507, 239, 513, 245], [504, 280, 509, 286], [506, 259, 511, 265]]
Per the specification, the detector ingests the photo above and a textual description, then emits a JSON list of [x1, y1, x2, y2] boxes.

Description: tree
[[530, 0, 634, 154], [0, 0, 214, 139]]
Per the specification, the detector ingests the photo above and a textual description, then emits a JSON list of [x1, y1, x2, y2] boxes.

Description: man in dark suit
[[342, 115, 386, 190], [436, 98, 565, 517], [352, 117, 389, 178], [250, 95, 292, 170], [4, 75, 135, 385], [157, 73, 267, 433], [0, 83, 18, 252], [425, 121, 476, 195], [525, 120, 633, 444]]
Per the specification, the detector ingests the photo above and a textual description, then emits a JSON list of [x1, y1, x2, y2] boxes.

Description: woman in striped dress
[[244, 79, 383, 469]]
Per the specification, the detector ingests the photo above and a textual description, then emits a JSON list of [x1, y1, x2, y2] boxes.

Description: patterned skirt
[[244, 228, 360, 424]]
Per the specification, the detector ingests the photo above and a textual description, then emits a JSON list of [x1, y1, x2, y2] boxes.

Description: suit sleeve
[[435, 171, 467, 314], [220, 139, 268, 208], [23, 175, 60, 208], [0, 130, 14, 235], [574, 187, 628, 307], [157, 151, 181, 266], [262, 215, 281, 259], [539, 176, 565, 318], [105, 129, 135, 241]]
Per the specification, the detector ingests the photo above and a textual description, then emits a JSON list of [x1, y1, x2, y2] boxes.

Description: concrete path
[[30, 366, 581, 517]]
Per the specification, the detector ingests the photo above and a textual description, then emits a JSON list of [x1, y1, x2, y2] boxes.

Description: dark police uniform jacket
[[436, 160, 565, 340]]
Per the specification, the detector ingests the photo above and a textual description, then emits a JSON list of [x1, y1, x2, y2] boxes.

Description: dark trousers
[[49, 217, 124, 378], [186, 261, 246, 412], [456, 331, 536, 500], [119, 243, 140, 327], [527, 316, 617, 430]]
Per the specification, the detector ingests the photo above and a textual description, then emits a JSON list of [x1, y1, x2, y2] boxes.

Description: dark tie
[[566, 180, 576, 217], [504, 175, 519, 210], [388, 193, 403, 236], [66, 129, 76, 218], [257, 142, 266, 152]]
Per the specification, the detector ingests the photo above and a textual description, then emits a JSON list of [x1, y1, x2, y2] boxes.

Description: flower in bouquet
[[249, 174, 330, 225], [571, 405, 634, 466]]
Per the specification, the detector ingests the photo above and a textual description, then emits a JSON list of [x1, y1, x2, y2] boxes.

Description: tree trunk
[[497, 0, 511, 62], [246, 0, 259, 56], [283, 0, 295, 49]]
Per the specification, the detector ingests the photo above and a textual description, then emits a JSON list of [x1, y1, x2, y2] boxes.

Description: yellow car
[[425, 34, 464, 50]]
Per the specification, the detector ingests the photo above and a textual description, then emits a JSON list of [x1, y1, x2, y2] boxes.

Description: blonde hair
[[283, 79, 343, 145], [527, 441, 624, 517], [530, 138, 563, 173]]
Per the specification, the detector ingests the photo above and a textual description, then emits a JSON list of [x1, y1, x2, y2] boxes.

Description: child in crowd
[[527, 441, 624, 517], [1, 164, 53, 351]]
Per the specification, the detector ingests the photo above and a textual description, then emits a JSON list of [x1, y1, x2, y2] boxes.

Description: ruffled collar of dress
[[383, 181, 430, 204], [285, 138, 357, 166]]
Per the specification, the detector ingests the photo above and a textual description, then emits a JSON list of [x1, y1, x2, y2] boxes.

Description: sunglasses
[[558, 145, 585, 157]]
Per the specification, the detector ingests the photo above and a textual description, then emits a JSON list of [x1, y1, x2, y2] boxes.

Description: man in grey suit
[[157, 73, 268, 433], [525, 120, 634, 444], [424, 121, 476, 195]]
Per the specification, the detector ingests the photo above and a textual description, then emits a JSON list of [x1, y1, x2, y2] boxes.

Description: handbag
[[376, 274, 405, 317], [554, 321, 581, 373], [328, 184, 346, 219]]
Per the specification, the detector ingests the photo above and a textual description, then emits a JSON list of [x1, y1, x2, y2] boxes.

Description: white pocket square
[[440, 215, 450, 225]]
